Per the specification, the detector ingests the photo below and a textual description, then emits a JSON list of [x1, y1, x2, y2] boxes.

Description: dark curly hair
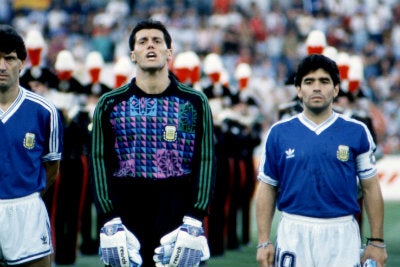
[[0, 24, 27, 61], [294, 54, 340, 87]]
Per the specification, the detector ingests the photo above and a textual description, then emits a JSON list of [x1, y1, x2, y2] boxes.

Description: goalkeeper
[[91, 19, 216, 267]]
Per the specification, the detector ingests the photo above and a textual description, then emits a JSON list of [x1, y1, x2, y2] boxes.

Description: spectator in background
[[51, 49, 88, 265], [91, 18, 115, 62], [79, 51, 111, 255], [0, 0, 12, 24]]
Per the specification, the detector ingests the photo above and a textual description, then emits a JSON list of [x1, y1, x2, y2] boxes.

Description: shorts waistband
[[281, 212, 353, 224], [0, 192, 40, 204]]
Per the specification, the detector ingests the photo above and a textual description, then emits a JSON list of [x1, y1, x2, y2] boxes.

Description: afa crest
[[163, 125, 177, 142], [336, 145, 349, 162], [23, 132, 35, 149]]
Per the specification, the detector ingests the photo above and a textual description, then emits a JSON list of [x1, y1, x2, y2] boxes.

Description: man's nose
[[0, 58, 6, 68], [313, 81, 323, 90]]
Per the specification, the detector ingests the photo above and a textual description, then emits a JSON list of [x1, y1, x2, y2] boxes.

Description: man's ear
[[334, 84, 340, 97], [296, 86, 302, 99], [19, 59, 26, 73], [167, 48, 173, 62], [130, 51, 136, 63]]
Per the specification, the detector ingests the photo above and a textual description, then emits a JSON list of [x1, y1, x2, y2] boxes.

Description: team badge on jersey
[[23, 132, 36, 149], [336, 145, 349, 161], [163, 125, 177, 142]]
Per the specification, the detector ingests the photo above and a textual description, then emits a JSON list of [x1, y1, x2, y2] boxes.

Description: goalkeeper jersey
[[258, 112, 377, 218], [91, 77, 215, 218]]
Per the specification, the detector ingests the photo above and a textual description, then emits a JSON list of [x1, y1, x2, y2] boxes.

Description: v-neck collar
[[0, 87, 24, 123], [298, 112, 338, 135]]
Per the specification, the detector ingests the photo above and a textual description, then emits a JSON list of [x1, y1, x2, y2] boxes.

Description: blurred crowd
[[2, 0, 400, 263]]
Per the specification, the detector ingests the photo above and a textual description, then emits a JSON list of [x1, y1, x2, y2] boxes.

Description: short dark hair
[[0, 24, 27, 61], [294, 54, 340, 87], [128, 19, 172, 51]]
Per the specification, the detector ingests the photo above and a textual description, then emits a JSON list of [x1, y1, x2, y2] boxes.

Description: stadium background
[[2, 0, 399, 266]]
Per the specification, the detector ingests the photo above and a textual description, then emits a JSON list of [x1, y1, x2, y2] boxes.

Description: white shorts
[[275, 212, 361, 267], [0, 193, 53, 265]]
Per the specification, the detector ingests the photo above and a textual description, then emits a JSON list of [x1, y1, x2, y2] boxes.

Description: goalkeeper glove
[[153, 216, 210, 267], [100, 217, 143, 267]]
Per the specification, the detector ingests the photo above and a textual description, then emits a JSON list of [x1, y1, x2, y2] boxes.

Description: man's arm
[[360, 175, 387, 266], [255, 181, 277, 267], [42, 160, 60, 195], [189, 91, 216, 219]]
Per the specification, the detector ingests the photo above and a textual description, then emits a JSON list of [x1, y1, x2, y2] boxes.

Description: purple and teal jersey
[[0, 87, 63, 198], [91, 78, 215, 216], [258, 112, 377, 218]]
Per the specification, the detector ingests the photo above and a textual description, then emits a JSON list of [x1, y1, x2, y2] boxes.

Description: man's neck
[[303, 109, 333, 125], [135, 70, 170, 94], [0, 85, 19, 111]]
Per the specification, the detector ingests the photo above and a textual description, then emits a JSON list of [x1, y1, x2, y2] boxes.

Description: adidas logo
[[41, 235, 48, 245], [285, 148, 295, 159]]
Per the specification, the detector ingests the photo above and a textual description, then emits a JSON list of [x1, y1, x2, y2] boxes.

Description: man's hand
[[100, 217, 142, 267], [256, 241, 275, 267], [153, 216, 210, 267], [361, 242, 387, 267]]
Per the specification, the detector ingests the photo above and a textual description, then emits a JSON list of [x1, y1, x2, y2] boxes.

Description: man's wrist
[[366, 237, 386, 249], [257, 241, 273, 249], [367, 237, 384, 243]]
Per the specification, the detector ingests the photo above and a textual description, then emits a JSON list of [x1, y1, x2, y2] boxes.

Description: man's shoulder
[[97, 84, 130, 106], [23, 88, 57, 110], [273, 115, 299, 128], [176, 83, 212, 109], [336, 112, 369, 129]]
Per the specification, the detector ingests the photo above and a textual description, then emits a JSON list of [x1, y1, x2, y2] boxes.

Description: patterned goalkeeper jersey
[[91, 77, 215, 215]]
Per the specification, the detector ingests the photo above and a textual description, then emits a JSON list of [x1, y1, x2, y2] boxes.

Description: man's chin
[[143, 64, 164, 73], [0, 85, 8, 92], [308, 106, 327, 114]]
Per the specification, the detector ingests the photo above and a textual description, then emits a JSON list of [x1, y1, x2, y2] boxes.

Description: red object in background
[[208, 72, 221, 84], [213, 0, 232, 13], [57, 70, 73, 81], [338, 65, 349, 80], [348, 80, 360, 93], [89, 68, 101, 84], [174, 67, 191, 83], [190, 66, 201, 84], [238, 77, 249, 90], [27, 47, 42, 66], [307, 46, 324, 55], [115, 74, 127, 88]]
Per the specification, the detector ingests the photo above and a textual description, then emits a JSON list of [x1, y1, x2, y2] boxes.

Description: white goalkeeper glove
[[153, 216, 210, 267], [100, 217, 143, 267]]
